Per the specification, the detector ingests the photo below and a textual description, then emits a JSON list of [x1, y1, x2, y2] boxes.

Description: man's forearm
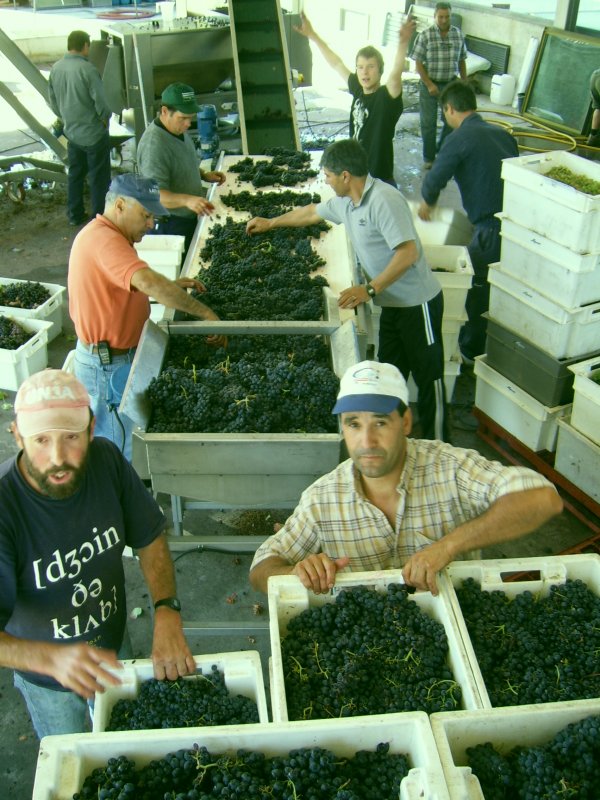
[[368, 241, 418, 294], [415, 61, 433, 88], [0, 631, 53, 674], [249, 556, 294, 594], [136, 534, 179, 603], [132, 268, 218, 320], [267, 204, 322, 230], [443, 488, 563, 561]]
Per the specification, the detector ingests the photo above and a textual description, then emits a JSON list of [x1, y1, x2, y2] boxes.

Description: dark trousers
[[459, 218, 502, 361], [152, 215, 198, 263], [419, 80, 454, 162], [378, 291, 449, 441], [67, 134, 111, 223]]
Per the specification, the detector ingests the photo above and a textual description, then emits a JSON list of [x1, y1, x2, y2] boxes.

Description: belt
[[79, 341, 135, 356]]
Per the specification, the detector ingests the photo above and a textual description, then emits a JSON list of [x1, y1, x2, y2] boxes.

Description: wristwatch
[[154, 597, 182, 613], [365, 283, 377, 298]]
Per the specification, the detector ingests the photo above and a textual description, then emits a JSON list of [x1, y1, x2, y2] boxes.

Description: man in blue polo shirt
[[247, 139, 448, 442], [418, 80, 519, 364]]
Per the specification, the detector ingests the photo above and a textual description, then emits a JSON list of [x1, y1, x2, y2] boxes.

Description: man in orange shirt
[[68, 173, 225, 460]]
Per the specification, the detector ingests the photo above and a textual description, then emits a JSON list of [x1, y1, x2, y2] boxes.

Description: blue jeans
[[67, 133, 111, 223], [13, 629, 133, 738], [74, 340, 136, 461], [419, 80, 454, 162]]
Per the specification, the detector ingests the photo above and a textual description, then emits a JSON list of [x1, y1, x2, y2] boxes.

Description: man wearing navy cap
[[137, 82, 226, 257], [250, 360, 562, 595], [68, 173, 226, 460]]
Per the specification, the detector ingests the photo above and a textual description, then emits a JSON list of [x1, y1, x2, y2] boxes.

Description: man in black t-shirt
[[295, 13, 415, 185], [0, 369, 194, 738]]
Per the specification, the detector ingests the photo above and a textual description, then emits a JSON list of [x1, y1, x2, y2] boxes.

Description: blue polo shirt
[[316, 176, 440, 308], [421, 112, 519, 225]]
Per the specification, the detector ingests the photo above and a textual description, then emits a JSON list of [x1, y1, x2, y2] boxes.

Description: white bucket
[[158, 1, 175, 21], [490, 73, 516, 106]]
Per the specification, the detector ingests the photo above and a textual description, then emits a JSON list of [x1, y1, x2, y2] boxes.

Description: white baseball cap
[[332, 361, 409, 414]]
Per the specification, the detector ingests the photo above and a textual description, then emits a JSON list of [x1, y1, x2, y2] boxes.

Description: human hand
[[152, 608, 196, 680], [417, 201, 434, 221], [48, 642, 122, 699], [246, 217, 271, 235], [186, 195, 215, 216], [338, 284, 368, 309], [428, 82, 440, 96], [203, 170, 226, 185], [292, 554, 350, 594], [400, 17, 416, 42], [293, 12, 315, 39], [401, 540, 453, 595], [175, 277, 207, 293]]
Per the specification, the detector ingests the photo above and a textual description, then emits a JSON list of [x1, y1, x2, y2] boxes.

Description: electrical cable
[[172, 544, 255, 563], [479, 107, 579, 153]]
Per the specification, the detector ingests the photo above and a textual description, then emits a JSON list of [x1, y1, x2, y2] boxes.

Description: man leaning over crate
[[249, 361, 562, 596], [0, 370, 194, 737], [68, 173, 226, 461]]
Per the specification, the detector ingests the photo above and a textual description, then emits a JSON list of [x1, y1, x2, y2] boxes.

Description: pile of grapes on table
[[147, 334, 339, 435], [279, 584, 462, 720], [193, 180, 331, 322], [455, 577, 600, 706]]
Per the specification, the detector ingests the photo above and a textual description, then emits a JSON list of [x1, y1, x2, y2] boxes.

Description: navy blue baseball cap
[[109, 173, 169, 216]]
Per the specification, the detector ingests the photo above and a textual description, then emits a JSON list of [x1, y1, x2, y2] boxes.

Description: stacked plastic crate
[[474, 150, 600, 454]]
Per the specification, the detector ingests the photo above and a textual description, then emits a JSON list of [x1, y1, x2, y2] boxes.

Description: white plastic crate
[[499, 217, 600, 308], [555, 416, 600, 503], [134, 248, 182, 281], [0, 316, 52, 391], [474, 355, 570, 452], [438, 554, 600, 710], [408, 358, 461, 403], [408, 200, 473, 246], [268, 570, 485, 723], [135, 234, 186, 255], [501, 150, 600, 253], [0, 277, 66, 342], [33, 714, 450, 800], [488, 265, 600, 359], [568, 355, 600, 446], [431, 700, 600, 799], [92, 651, 269, 732], [424, 244, 474, 317]]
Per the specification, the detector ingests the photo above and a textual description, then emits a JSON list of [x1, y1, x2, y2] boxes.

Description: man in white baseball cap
[[0, 369, 194, 738], [250, 360, 562, 595]]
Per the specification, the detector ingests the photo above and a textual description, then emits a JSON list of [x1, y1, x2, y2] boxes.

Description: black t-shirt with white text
[[0, 437, 166, 689]]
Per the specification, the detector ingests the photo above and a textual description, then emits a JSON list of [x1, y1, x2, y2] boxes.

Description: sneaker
[[423, 161, 434, 170], [68, 215, 89, 227], [460, 351, 475, 367]]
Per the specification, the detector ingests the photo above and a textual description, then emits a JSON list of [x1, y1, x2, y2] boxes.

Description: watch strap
[[154, 596, 181, 612]]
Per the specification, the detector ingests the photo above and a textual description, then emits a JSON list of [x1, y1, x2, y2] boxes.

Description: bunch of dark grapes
[[73, 742, 411, 800], [456, 577, 600, 706], [107, 665, 258, 731], [219, 189, 320, 218], [195, 216, 329, 321], [0, 315, 31, 349], [147, 334, 339, 434], [228, 149, 317, 187], [281, 584, 462, 720], [466, 714, 600, 799], [0, 281, 51, 309]]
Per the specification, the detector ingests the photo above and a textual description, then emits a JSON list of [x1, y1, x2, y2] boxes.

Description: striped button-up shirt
[[411, 25, 467, 83], [251, 438, 553, 571]]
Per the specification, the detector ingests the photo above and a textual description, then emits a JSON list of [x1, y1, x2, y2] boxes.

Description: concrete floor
[[0, 77, 596, 798]]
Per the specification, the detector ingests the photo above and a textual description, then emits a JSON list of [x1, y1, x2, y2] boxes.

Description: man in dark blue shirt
[[418, 81, 519, 362]]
